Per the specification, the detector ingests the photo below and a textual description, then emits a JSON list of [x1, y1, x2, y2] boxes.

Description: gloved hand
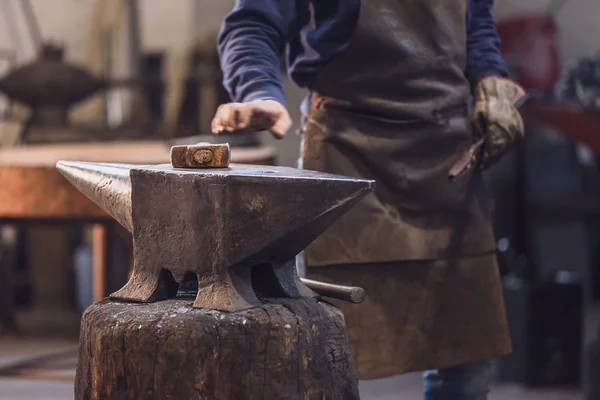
[[211, 99, 292, 139], [472, 76, 527, 169]]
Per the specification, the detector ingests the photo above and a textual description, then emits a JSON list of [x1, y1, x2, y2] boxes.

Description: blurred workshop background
[[0, 0, 600, 399]]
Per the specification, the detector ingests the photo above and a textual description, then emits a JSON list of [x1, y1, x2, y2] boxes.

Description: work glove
[[211, 99, 292, 139], [472, 76, 527, 169]]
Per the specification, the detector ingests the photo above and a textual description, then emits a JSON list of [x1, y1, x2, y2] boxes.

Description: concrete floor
[[0, 338, 582, 400], [0, 374, 582, 400], [359, 374, 581, 400]]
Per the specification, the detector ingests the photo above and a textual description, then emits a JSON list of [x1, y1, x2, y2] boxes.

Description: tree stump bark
[[76, 298, 359, 400]]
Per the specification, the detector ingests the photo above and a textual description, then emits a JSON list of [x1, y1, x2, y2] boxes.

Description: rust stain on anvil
[[56, 160, 374, 312]]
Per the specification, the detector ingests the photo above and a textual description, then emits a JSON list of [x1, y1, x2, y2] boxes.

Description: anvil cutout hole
[[250, 263, 287, 301], [177, 271, 199, 298], [159, 269, 180, 299]]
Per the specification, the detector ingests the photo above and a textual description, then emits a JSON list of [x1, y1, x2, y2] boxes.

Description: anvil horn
[[56, 161, 134, 232]]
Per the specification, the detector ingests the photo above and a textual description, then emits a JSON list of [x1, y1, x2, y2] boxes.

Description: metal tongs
[[449, 95, 529, 182]]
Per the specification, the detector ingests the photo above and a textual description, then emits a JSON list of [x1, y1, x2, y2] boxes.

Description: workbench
[[0, 140, 275, 298]]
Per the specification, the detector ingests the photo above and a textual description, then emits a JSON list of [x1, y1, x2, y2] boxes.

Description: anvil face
[[57, 162, 374, 311]]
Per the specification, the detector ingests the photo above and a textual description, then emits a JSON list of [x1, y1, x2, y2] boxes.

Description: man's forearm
[[218, 1, 295, 104], [465, 0, 509, 87]]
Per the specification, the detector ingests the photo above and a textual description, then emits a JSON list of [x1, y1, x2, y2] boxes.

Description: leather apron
[[300, 0, 511, 378]]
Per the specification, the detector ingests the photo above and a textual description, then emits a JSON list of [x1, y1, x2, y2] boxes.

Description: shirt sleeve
[[218, 0, 300, 104], [465, 0, 509, 87]]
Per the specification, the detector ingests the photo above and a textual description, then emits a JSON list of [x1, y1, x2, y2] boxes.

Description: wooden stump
[[76, 298, 359, 400]]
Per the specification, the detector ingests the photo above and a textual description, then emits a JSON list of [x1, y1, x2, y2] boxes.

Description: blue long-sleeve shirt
[[218, 0, 508, 105]]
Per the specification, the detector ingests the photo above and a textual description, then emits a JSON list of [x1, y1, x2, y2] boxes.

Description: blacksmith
[[213, 1, 525, 398]]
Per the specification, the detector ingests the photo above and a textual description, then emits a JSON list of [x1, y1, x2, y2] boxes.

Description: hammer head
[[170, 143, 230, 168]]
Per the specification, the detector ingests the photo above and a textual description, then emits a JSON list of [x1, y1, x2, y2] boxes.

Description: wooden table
[[0, 141, 276, 303]]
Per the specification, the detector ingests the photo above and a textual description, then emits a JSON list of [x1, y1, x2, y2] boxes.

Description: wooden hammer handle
[[300, 278, 366, 304]]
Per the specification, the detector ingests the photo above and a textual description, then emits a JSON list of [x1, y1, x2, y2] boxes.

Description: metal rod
[[300, 278, 366, 304], [19, 0, 43, 50], [124, 0, 144, 124], [101, 28, 114, 125], [92, 224, 107, 302], [125, 0, 142, 78], [1, 0, 25, 63]]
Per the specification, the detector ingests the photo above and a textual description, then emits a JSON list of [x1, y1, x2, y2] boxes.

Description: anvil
[[57, 160, 374, 311]]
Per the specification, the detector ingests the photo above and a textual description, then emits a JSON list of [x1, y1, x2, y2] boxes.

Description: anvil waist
[[299, 0, 497, 268]]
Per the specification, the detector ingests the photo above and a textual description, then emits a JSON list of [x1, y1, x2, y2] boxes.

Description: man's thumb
[[270, 115, 292, 139]]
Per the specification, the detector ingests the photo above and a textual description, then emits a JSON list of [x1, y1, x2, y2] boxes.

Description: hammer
[[170, 142, 367, 304]]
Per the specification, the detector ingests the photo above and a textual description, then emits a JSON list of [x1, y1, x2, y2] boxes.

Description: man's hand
[[473, 76, 527, 169], [211, 100, 292, 139]]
